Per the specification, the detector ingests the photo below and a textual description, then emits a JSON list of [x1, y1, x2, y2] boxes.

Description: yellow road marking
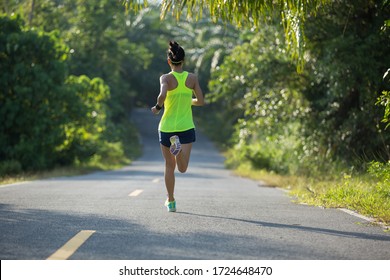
[[47, 230, 95, 260], [128, 189, 143, 197]]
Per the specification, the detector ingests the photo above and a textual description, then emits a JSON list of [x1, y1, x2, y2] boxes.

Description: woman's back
[[159, 71, 195, 132]]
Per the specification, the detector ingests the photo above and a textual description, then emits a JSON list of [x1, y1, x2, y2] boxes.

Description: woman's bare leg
[[161, 142, 193, 204], [176, 143, 193, 173], [161, 144, 176, 202]]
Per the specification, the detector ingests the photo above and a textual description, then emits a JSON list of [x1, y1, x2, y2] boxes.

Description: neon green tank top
[[159, 71, 195, 132]]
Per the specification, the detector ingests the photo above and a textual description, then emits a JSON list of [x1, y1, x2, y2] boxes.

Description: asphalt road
[[0, 108, 389, 260]]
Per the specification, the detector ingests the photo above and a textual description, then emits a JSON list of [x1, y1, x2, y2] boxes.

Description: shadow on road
[[177, 212, 390, 242], [0, 203, 326, 260]]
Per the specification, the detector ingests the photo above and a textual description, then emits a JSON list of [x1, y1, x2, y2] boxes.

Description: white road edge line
[[129, 189, 143, 197], [339, 208, 374, 222], [47, 230, 96, 260], [298, 202, 388, 230], [339, 208, 389, 230]]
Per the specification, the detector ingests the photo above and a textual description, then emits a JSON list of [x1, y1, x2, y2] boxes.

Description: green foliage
[[296, 161, 390, 223], [58, 1, 153, 120], [377, 90, 390, 128], [86, 141, 129, 170], [118, 7, 172, 106], [123, 0, 148, 13], [368, 161, 390, 186], [0, 14, 139, 176], [302, 0, 390, 164], [0, 15, 69, 170], [205, 0, 390, 177], [376, 69, 390, 128], [3, 0, 154, 112], [2, 0, 389, 183], [207, 25, 310, 174], [57, 75, 110, 164], [169, 18, 242, 91], [126, 0, 330, 70], [0, 160, 22, 177]]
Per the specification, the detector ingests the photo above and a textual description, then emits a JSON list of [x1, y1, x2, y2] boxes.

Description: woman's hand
[[151, 106, 161, 115]]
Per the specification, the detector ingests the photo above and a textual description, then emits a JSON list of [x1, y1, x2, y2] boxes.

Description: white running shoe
[[169, 135, 181, 156], [165, 199, 176, 212]]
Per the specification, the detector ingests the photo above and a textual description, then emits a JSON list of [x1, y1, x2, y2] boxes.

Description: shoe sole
[[169, 135, 181, 156]]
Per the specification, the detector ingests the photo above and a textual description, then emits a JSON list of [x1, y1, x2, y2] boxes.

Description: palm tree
[[168, 17, 241, 86], [124, 0, 330, 71]]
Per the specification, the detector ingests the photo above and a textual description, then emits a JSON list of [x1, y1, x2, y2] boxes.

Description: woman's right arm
[[151, 75, 168, 114]]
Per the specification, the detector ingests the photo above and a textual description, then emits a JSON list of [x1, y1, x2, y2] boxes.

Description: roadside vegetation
[[231, 161, 390, 227], [1, 1, 389, 226], [1, 1, 147, 181], [197, 0, 390, 226]]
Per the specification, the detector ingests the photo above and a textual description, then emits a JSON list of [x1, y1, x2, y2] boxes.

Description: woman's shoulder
[[184, 72, 199, 89], [160, 73, 174, 82], [160, 73, 172, 78], [186, 72, 198, 80]]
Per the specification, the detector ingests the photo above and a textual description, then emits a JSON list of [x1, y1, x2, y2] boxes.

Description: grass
[[0, 146, 138, 186], [0, 165, 101, 185], [233, 162, 390, 229], [1, 147, 140, 186], [0, 157, 134, 186], [1, 120, 142, 186]]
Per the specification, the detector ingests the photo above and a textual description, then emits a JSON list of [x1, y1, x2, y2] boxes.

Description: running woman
[[151, 41, 205, 212]]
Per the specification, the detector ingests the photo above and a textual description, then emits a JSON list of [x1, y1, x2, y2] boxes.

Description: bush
[[0, 15, 136, 174], [55, 75, 110, 164], [0, 160, 22, 177], [368, 161, 390, 199], [206, 1, 390, 177], [0, 15, 69, 170]]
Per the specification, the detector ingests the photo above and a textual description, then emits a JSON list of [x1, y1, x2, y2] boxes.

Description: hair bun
[[169, 41, 180, 54], [167, 40, 185, 64]]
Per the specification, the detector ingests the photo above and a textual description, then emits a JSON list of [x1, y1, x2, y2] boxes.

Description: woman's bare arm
[[191, 74, 205, 106], [151, 75, 169, 114]]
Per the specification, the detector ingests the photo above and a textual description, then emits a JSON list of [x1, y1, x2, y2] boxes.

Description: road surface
[[0, 108, 389, 260]]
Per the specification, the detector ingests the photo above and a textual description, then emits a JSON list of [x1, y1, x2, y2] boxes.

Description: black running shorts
[[159, 128, 196, 148]]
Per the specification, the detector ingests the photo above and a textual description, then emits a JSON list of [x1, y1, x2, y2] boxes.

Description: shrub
[[0, 15, 69, 170], [0, 160, 22, 177]]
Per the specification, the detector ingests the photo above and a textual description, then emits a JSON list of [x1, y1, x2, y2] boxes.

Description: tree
[[125, 0, 330, 71], [167, 15, 242, 91], [302, 0, 390, 163], [0, 15, 128, 174], [0, 15, 69, 170], [377, 69, 390, 129], [58, 75, 111, 164], [202, 0, 390, 175], [65, 0, 133, 121], [116, 6, 242, 106], [207, 25, 308, 174], [1, 0, 154, 116]]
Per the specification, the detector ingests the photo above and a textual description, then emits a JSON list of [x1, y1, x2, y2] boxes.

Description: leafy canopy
[[124, 0, 330, 71]]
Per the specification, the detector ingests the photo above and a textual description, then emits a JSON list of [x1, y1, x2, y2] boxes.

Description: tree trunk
[[28, 0, 35, 26]]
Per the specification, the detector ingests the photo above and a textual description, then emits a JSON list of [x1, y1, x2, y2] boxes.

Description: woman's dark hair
[[167, 41, 185, 64]]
